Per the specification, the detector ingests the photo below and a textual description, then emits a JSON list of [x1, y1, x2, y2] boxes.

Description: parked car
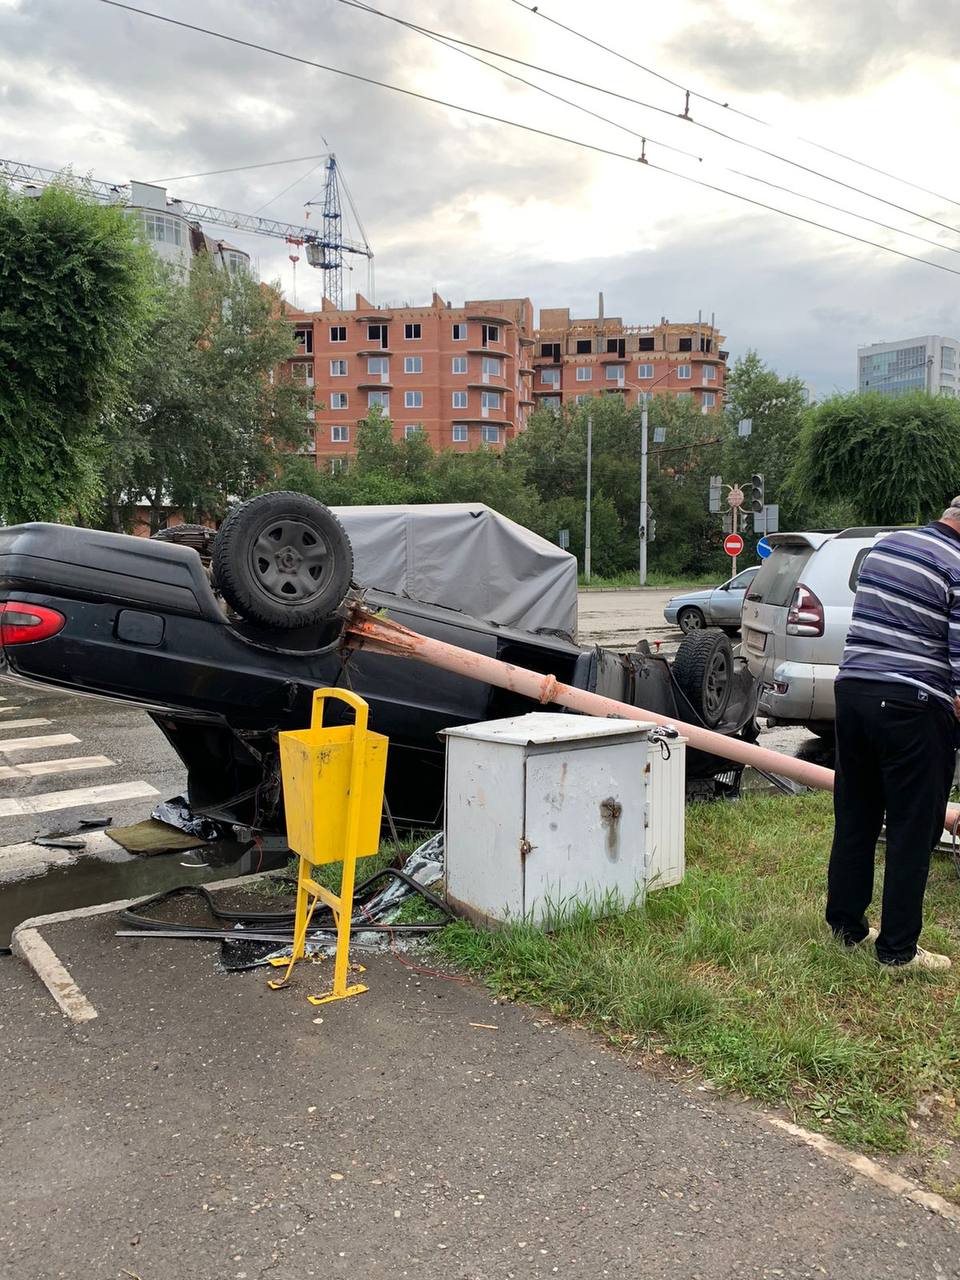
[[664, 566, 760, 635], [0, 495, 760, 835], [740, 527, 898, 736]]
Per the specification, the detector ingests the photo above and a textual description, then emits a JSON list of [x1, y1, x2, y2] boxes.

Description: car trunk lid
[[741, 534, 833, 683]]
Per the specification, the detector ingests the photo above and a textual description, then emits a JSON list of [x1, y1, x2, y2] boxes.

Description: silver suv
[[741, 527, 899, 734]]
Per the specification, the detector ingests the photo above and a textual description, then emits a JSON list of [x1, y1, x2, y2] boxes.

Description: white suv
[[741, 527, 899, 735]]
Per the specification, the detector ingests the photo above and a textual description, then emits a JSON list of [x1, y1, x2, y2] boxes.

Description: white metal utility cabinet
[[443, 712, 685, 928]]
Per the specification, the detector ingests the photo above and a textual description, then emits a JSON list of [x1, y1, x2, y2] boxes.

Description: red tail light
[[0, 602, 65, 646], [786, 584, 824, 637]]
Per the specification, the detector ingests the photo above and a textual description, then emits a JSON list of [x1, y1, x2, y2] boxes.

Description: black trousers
[[825, 678, 957, 964]]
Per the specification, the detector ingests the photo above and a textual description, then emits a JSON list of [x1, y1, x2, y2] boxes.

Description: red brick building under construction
[[284, 293, 726, 471]]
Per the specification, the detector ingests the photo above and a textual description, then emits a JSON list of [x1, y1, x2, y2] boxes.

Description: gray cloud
[[668, 0, 960, 98]]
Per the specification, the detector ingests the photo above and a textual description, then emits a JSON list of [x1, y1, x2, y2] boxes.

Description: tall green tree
[[101, 256, 309, 532], [790, 392, 960, 525], [719, 351, 809, 530], [0, 184, 152, 523]]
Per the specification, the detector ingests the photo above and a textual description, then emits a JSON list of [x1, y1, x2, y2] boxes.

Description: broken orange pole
[[344, 603, 960, 831]]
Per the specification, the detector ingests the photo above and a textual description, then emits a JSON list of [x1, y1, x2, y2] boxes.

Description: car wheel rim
[[250, 519, 332, 603], [682, 612, 702, 632], [703, 649, 730, 718]]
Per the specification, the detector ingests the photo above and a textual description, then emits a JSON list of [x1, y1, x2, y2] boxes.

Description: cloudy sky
[[3, 0, 960, 396]]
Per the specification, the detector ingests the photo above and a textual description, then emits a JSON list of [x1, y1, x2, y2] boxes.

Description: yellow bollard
[[267, 688, 388, 1005]]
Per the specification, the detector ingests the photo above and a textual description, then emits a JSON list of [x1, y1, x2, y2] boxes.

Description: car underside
[[0, 498, 760, 835]]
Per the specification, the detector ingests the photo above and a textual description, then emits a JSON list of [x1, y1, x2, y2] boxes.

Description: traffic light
[[750, 473, 764, 513], [649, 516, 657, 543]]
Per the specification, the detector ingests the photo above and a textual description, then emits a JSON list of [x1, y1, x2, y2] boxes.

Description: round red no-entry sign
[[723, 532, 744, 557]]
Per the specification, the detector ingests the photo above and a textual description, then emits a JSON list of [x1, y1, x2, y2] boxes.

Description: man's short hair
[[943, 497, 960, 521]]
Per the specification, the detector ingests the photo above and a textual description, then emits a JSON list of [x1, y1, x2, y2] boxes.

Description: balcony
[[358, 347, 393, 357], [357, 379, 394, 390], [467, 346, 513, 358]]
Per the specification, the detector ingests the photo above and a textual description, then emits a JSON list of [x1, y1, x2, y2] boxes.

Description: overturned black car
[[0, 494, 759, 833]]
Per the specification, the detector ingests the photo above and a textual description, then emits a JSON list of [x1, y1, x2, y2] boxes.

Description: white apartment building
[[857, 335, 960, 398]]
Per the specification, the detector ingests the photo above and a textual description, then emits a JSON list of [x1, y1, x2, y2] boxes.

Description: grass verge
[[579, 571, 721, 590], [433, 792, 960, 1156]]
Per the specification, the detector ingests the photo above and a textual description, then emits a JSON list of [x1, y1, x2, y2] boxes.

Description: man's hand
[[953, 694, 960, 721]]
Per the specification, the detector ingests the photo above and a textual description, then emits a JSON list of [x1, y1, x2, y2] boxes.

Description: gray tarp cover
[[332, 503, 578, 636]]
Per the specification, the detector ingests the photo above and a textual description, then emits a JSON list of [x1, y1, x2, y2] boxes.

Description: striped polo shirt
[[838, 522, 960, 706]]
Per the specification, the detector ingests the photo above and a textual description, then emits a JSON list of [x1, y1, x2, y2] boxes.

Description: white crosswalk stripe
[[0, 718, 52, 733], [0, 780, 159, 818], [0, 755, 115, 781], [0, 706, 22, 714], [0, 733, 81, 755]]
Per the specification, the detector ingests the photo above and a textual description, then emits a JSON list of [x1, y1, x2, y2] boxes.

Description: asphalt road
[[4, 917, 960, 1280]]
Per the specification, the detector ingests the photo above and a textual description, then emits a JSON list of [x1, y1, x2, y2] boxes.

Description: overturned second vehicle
[[0, 495, 760, 834]]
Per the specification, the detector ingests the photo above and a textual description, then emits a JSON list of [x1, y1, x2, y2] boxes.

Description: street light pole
[[639, 394, 649, 586], [584, 413, 593, 582]]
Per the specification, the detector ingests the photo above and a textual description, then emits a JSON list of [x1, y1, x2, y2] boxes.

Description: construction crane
[[0, 157, 374, 306]]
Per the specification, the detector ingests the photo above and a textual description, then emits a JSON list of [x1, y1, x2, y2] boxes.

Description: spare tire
[[212, 491, 353, 629], [671, 628, 733, 728]]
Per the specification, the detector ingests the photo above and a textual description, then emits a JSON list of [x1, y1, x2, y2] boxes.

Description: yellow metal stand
[[267, 688, 388, 1005]]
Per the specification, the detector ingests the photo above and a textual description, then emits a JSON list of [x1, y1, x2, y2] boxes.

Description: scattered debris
[[107, 818, 207, 856], [151, 795, 232, 842]]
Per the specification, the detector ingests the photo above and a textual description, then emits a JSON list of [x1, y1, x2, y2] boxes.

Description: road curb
[[761, 1114, 960, 1230], [11, 869, 283, 1024]]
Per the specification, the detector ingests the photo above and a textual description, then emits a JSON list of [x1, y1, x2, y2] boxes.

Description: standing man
[[826, 498, 960, 970]]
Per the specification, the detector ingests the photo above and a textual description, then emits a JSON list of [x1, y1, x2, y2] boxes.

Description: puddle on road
[[0, 841, 291, 949]]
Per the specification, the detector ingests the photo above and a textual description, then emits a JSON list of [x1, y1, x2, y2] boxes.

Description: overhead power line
[[510, 0, 960, 214], [333, 0, 960, 240], [340, 0, 960, 261], [87, 0, 960, 280]]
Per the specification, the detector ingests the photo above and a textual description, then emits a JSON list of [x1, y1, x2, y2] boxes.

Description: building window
[[942, 346, 957, 370], [367, 322, 388, 348], [638, 335, 655, 351], [331, 458, 346, 474], [677, 364, 692, 380], [331, 425, 349, 443], [482, 425, 500, 444], [482, 323, 500, 346], [451, 356, 467, 374], [224, 250, 248, 276], [542, 396, 561, 410], [677, 391, 692, 400], [575, 393, 592, 405], [703, 365, 717, 382], [404, 390, 423, 408], [366, 356, 389, 380], [404, 322, 422, 340], [294, 327, 313, 355], [330, 359, 348, 377], [575, 366, 592, 382], [452, 323, 467, 340], [605, 366, 624, 383], [403, 424, 423, 438], [540, 342, 560, 359], [482, 356, 503, 379], [291, 362, 314, 385], [452, 391, 468, 409], [678, 337, 693, 352], [404, 356, 423, 374], [330, 392, 348, 409], [576, 339, 592, 354], [452, 424, 468, 442], [138, 211, 184, 247], [330, 325, 347, 343], [481, 391, 502, 412], [702, 391, 716, 408], [541, 368, 560, 387], [368, 390, 389, 409], [637, 363, 653, 379]]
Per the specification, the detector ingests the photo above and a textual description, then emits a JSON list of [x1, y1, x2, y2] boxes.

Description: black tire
[[212, 491, 353, 629], [672, 627, 734, 728], [677, 606, 706, 635]]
